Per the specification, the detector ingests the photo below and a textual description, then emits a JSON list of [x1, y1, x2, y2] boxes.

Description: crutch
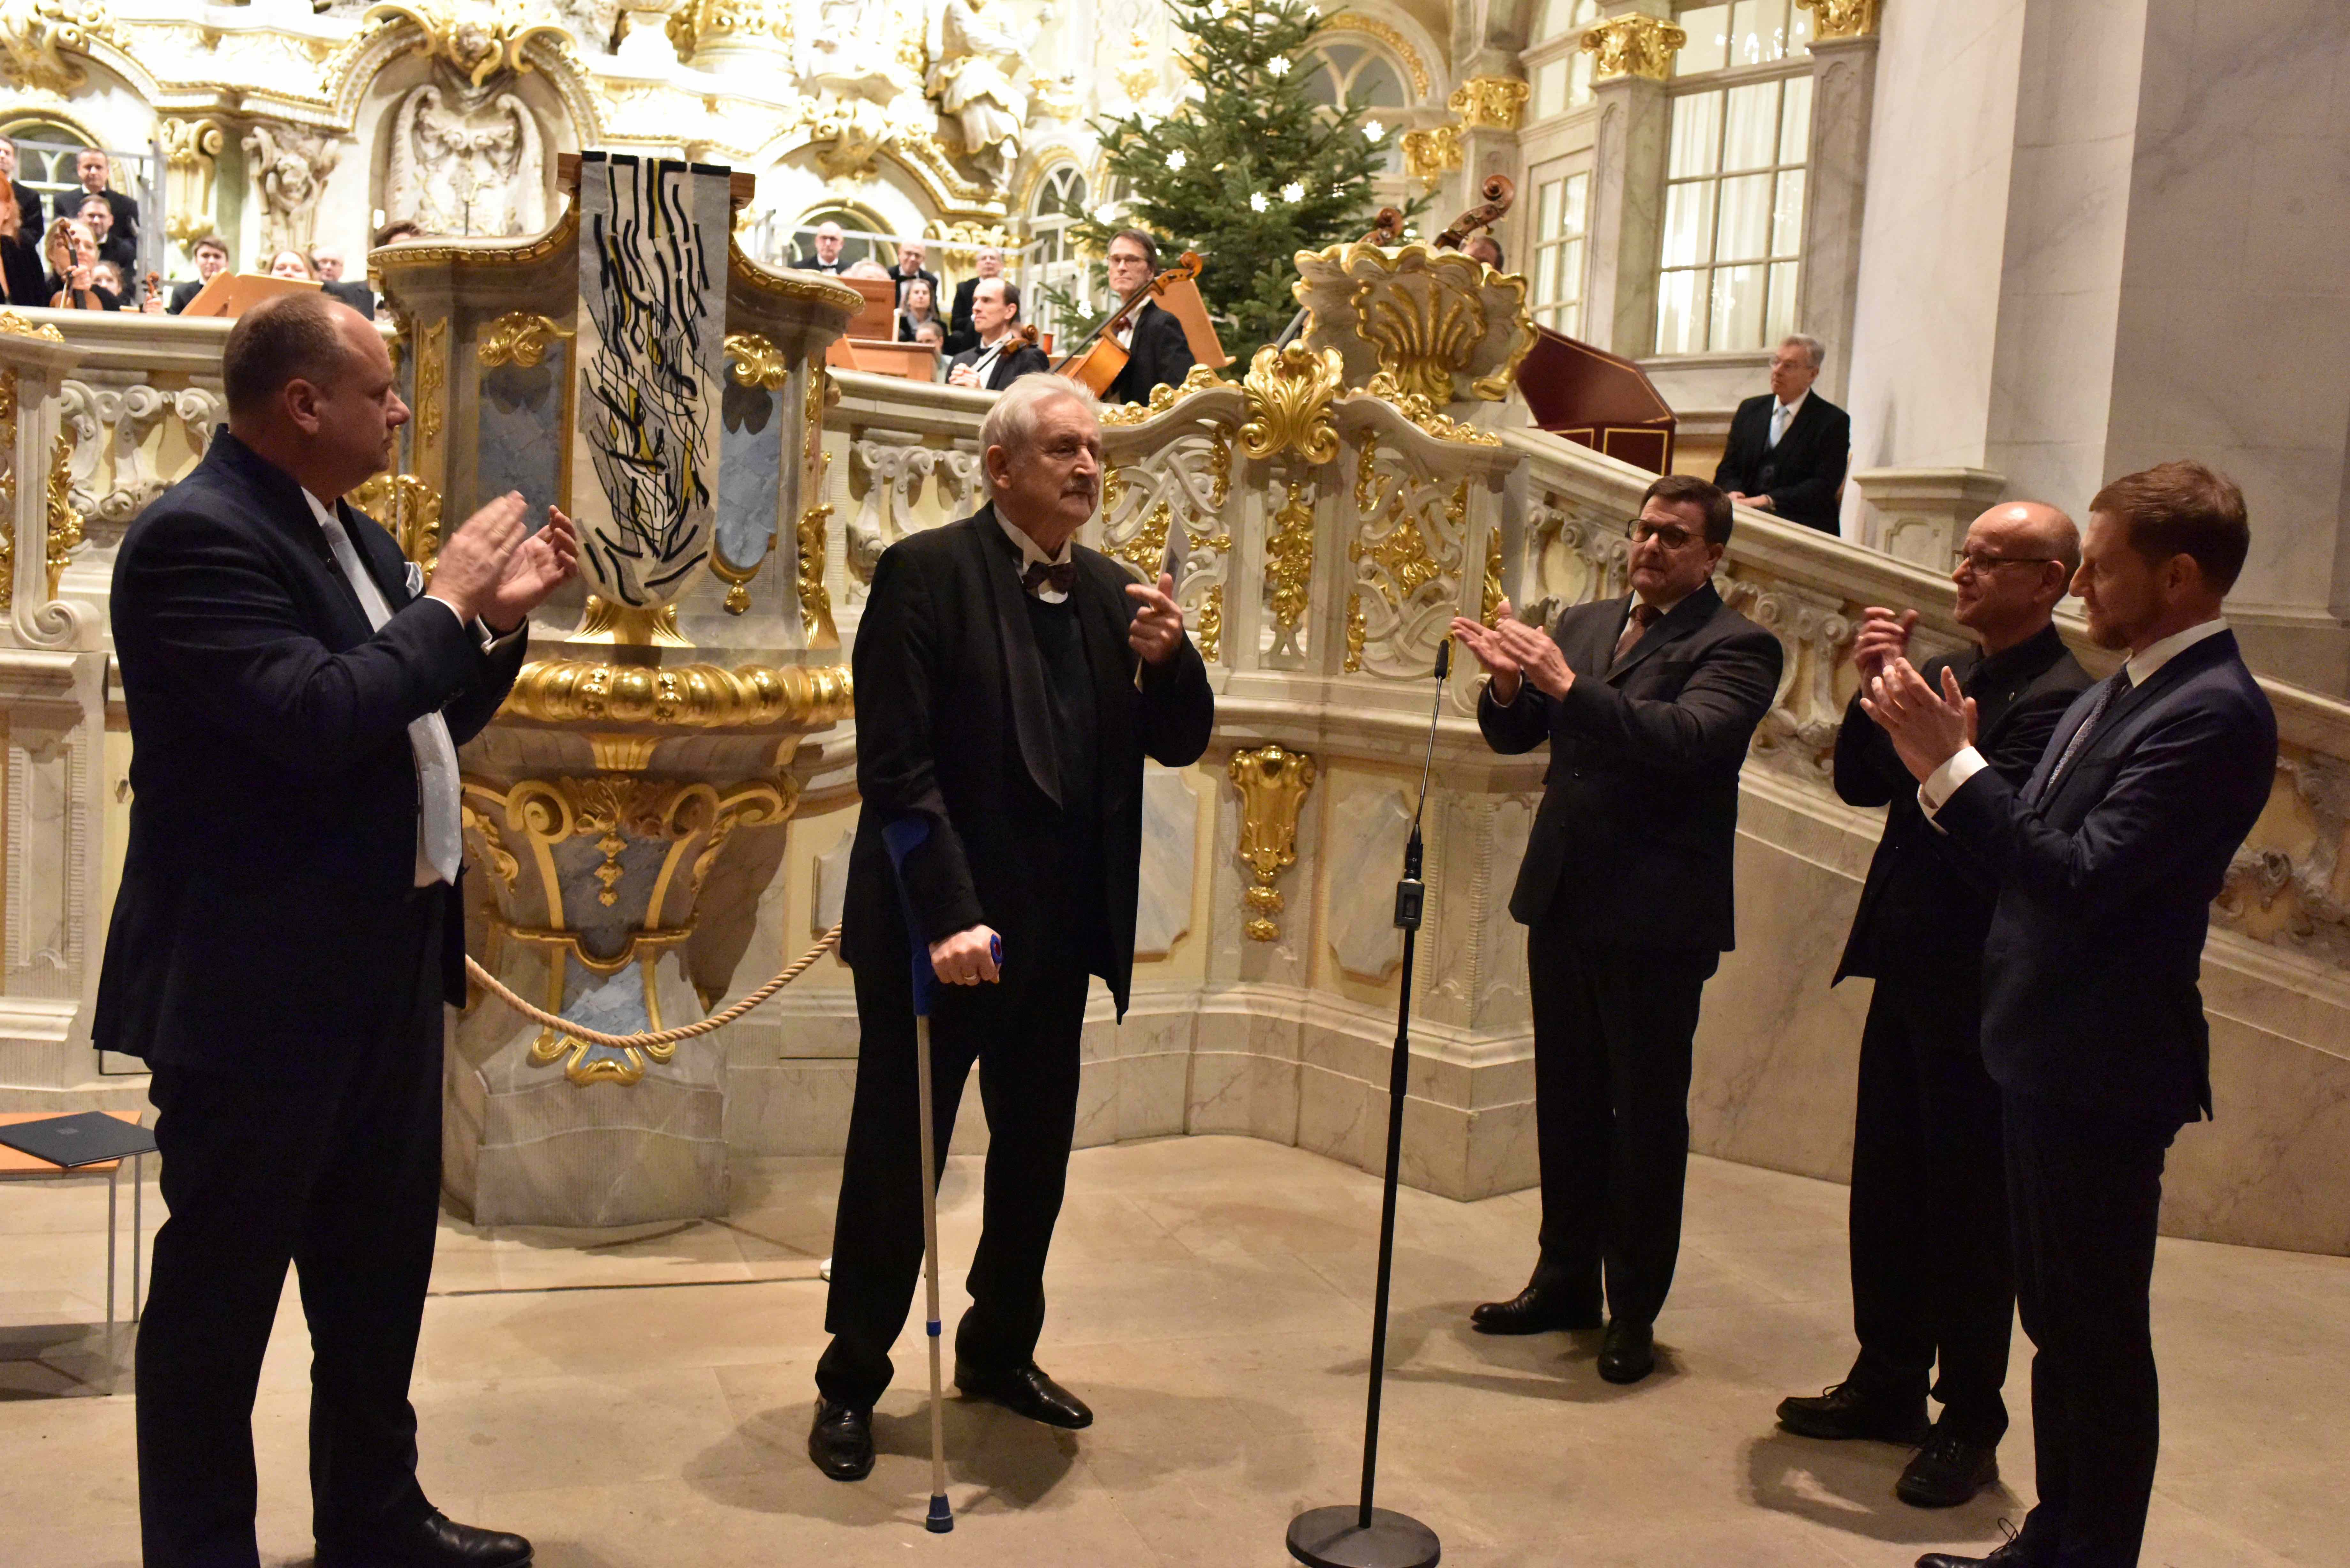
[[882, 817, 994, 1536]]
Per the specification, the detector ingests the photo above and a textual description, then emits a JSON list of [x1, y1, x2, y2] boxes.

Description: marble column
[[1799, 31, 1879, 406], [1579, 5, 1679, 359]]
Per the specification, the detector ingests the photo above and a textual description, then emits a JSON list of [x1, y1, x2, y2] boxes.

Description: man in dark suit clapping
[[1715, 334, 1851, 534], [1868, 463, 2278, 1568], [98, 293, 577, 1568], [1776, 502, 2090, 1508], [1451, 474, 1783, 1385], [809, 376, 1214, 1481]]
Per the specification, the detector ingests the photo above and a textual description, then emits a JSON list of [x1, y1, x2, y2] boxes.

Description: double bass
[[1052, 250, 1206, 397]]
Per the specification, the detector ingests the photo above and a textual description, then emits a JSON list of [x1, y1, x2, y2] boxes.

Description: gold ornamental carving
[[42, 432, 79, 601], [724, 331, 791, 390], [0, 309, 63, 343], [1228, 743, 1317, 943], [361, 0, 574, 89], [575, 596, 689, 647], [477, 312, 573, 369], [1449, 76, 1530, 131], [1580, 14, 1686, 81], [797, 498, 837, 642], [1482, 521, 1505, 626], [501, 658, 853, 730], [160, 117, 228, 247], [1362, 370, 1504, 447], [1239, 344, 1344, 465], [1296, 243, 1535, 406], [0, 369, 14, 611], [668, 0, 792, 59], [1797, 0, 1880, 39], [412, 317, 448, 486], [1098, 362, 1230, 427], [1197, 583, 1224, 662], [0, 0, 119, 94], [1323, 14, 1430, 99], [350, 472, 443, 573], [1399, 124, 1461, 191], [1263, 480, 1315, 639]]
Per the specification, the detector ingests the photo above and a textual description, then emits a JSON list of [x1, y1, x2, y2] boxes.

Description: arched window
[[1024, 162, 1090, 341], [1, 117, 101, 227], [1527, 0, 1599, 120], [789, 203, 894, 270], [1303, 39, 1413, 172]]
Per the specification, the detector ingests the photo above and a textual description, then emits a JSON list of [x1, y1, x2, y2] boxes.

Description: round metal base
[[1286, 1506, 1440, 1568]]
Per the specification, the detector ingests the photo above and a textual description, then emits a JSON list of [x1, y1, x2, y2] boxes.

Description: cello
[[1052, 250, 1206, 397], [1435, 175, 1516, 254]]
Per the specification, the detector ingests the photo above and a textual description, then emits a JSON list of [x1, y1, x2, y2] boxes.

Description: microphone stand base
[[1286, 1506, 1441, 1568]]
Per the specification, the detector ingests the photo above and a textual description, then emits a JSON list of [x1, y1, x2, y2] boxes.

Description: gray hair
[[1780, 333, 1826, 370], [979, 375, 1100, 497]]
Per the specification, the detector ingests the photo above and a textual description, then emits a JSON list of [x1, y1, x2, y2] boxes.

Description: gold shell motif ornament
[[1293, 243, 1535, 408], [1229, 743, 1318, 942]]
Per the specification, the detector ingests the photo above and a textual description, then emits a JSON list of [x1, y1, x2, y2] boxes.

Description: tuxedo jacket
[[1936, 629, 2276, 1129], [946, 276, 982, 355], [165, 276, 204, 314], [1714, 391, 1851, 534], [60, 187, 138, 249], [888, 264, 940, 308], [94, 431, 528, 1076], [1833, 623, 2090, 997], [1103, 301, 1196, 407], [793, 254, 848, 274], [839, 508, 1215, 1015], [949, 337, 1051, 391], [1479, 583, 1782, 949], [322, 277, 375, 316]]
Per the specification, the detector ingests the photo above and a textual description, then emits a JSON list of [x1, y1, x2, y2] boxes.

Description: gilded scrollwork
[[1098, 362, 1231, 428], [478, 312, 574, 369], [413, 317, 448, 486], [724, 330, 791, 389], [1347, 435, 1467, 679], [1238, 344, 1344, 465], [360, 0, 573, 88], [1262, 481, 1317, 658], [1449, 75, 1530, 131], [1229, 743, 1317, 943], [0, 0, 119, 94], [348, 472, 443, 573], [1297, 243, 1535, 407], [1796, 0, 1880, 40], [42, 433, 80, 602], [503, 657, 853, 728]]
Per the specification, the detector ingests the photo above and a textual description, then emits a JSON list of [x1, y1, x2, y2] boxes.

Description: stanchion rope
[[463, 924, 842, 1050]]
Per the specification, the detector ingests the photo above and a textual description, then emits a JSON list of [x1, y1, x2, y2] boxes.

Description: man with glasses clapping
[[1775, 501, 2088, 1509], [1450, 473, 1781, 1387]]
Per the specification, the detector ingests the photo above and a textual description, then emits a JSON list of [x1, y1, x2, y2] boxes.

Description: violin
[[1053, 250, 1205, 398], [1436, 175, 1517, 255], [142, 269, 162, 313]]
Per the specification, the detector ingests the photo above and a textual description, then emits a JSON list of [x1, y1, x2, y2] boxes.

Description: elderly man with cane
[[810, 375, 1216, 1482]]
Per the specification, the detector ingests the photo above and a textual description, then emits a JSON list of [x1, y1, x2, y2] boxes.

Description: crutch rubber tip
[[926, 1496, 954, 1533]]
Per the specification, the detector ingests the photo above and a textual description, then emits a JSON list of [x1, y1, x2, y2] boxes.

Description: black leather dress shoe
[[316, 1511, 531, 1568], [1776, 1380, 1932, 1444], [808, 1396, 875, 1481], [955, 1361, 1093, 1429], [1915, 1541, 2034, 1568], [1470, 1285, 1603, 1335], [1897, 1424, 2000, 1508], [1596, 1320, 1655, 1384]]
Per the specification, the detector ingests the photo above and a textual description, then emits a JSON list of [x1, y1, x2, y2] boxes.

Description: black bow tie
[[1021, 560, 1077, 597]]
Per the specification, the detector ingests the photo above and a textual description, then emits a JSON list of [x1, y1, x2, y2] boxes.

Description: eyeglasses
[[1624, 518, 1705, 551], [1952, 550, 2060, 574]]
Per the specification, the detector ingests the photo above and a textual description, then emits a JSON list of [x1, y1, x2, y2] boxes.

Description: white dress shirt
[[996, 510, 1074, 604], [302, 487, 511, 886], [1918, 617, 2230, 817]]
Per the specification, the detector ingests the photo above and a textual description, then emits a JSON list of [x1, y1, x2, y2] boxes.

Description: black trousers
[[2005, 1092, 2172, 1568], [817, 945, 1089, 1409], [137, 891, 445, 1568], [1845, 976, 2014, 1440], [1526, 923, 1718, 1328]]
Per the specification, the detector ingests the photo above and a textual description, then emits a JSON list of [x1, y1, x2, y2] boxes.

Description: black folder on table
[[0, 1112, 159, 1169]]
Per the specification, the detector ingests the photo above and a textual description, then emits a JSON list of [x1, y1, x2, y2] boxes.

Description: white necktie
[[1769, 402, 1792, 448], [319, 511, 464, 886]]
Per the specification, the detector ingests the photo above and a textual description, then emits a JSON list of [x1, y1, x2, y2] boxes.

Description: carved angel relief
[[383, 80, 549, 239]]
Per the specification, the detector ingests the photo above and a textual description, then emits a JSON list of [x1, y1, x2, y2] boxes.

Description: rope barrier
[[464, 924, 843, 1051]]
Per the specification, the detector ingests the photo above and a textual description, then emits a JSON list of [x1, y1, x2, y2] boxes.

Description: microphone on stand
[[1286, 635, 1451, 1568]]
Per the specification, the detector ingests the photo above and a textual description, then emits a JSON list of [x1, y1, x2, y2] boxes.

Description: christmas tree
[[1069, 0, 1419, 355]]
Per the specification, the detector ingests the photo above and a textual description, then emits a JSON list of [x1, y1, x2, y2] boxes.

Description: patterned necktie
[[319, 512, 464, 886], [1021, 559, 1077, 597], [2038, 674, 2124, 800], [1612, 601, 1660, 664]]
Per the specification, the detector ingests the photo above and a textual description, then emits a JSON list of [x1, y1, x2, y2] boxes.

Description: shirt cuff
[[1916, 745, 1989, 825], [479, 620, 524, 654]]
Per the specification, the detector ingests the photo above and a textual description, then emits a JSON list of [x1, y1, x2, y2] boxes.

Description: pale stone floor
[[3, 1136, 2345, 1567]]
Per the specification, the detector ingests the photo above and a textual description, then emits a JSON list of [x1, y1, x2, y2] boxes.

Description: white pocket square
[[404, 561, 426, 598]]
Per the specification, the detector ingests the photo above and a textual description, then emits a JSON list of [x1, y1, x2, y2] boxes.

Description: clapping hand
[[1852, 607, 1918, 687], [480, 505, 579, 633], [1860, 659, 1977, 782], [427, 493, 579, 632], [1450, 598, 1573, 701]]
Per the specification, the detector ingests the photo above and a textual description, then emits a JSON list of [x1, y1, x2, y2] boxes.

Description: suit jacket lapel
[[1557, 595, 1621, 684], [1609, 582, 1720, 683], [971, 507, 1064, 806], [2035, 636, 2232, 809], [336, 498, 414, 611]]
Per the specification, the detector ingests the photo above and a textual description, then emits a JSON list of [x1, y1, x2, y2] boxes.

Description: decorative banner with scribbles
[[571, 152, 732, 608]]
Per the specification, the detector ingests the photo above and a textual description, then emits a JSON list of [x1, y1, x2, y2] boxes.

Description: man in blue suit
[[1864, 462, 2278, 1568]]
